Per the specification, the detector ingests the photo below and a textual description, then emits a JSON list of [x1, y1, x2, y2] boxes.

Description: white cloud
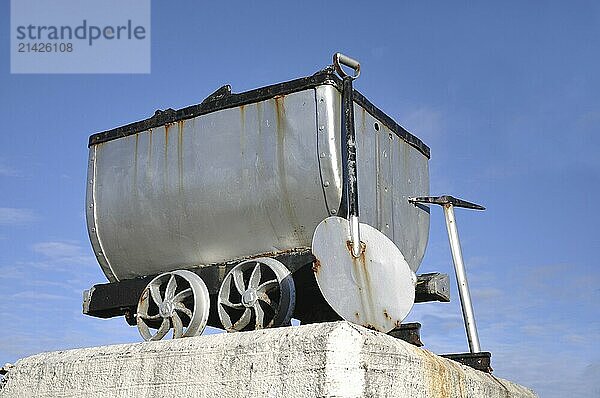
[[11, 291, 70, 301], [33, 241, 86, 260], [0, 161, 20, 177], [472, 287, 503, 300], [0, 207, 37, 225], [401, 106, 444, 144], [31, 241, 97, 268]]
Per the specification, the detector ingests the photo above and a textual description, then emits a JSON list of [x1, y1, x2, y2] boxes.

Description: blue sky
[[1, 1, 599, 397]]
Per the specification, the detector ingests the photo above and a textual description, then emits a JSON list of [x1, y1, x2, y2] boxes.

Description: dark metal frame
[[83, 250, 450, 329], [442, 352, 493, 373]]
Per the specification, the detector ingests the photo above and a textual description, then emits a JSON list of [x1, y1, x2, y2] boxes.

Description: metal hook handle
[[333, 52, 361, 79]]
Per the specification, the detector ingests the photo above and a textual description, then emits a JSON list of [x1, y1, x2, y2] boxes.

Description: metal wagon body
[[82, 56, 489, 369], [83, 59, 489, 349], [86, 68, 430, 283]]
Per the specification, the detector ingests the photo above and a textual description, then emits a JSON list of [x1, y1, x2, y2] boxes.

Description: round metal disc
[[312, 216, 416, 333]]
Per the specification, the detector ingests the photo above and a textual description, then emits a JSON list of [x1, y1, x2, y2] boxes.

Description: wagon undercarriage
[[83, 249, 451, 331]]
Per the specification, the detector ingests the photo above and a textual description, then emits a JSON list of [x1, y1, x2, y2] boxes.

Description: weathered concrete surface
[[0, 321, 537, 398]]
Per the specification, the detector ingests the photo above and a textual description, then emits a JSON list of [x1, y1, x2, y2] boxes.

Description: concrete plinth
[[0, 321, 536, 397]]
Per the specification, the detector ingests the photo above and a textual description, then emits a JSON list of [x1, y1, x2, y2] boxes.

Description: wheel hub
[[159, 300, 175, 318], [241, 289, 258, 307]]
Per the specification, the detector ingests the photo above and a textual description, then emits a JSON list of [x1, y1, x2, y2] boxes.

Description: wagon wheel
[[218, 257, 295, 332], [136, 270, 210, 341]]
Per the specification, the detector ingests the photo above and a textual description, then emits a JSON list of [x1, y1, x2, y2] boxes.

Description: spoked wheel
[[218, 257, 295, 332], [136, 270, 210, 341]]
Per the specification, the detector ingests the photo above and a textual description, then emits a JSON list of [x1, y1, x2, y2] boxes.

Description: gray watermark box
[[10, 0, 151, 74]]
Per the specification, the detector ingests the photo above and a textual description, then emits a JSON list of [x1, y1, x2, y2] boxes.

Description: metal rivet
[[385, 224, 390, 229], [384, 187, 388, 192], [319, 126, 324, 131], [319, 98, 325, 102], [97, 251, 103, 256], [323, 181, 330, 187], [330, 209, 337, 215], [320, 152, 327, 158], [89, 204, 94, 208]]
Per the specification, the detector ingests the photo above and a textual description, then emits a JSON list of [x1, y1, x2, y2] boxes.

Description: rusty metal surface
[[312, 216, 416, 333], [409, 195, 485, 210], [315, 85, 430, 273], [83, 262, 449, 325], [83, 250, 313, 321], [88, 83, 430, 282], [354, 101, 430, 272], [414, 272, 450, 303], [388, 322, 423, 347], [88, 89, 327, 281], [89, 68, 431, 159], [442, 352, 493, 373]]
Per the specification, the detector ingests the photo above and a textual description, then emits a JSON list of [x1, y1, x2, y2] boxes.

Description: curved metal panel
[[89, 90, 328, 281], [355, 107, 430, 272], [86, 146, 118, 282], [88, 84, 430, 281], [317, 95, 430, 272], [315, 85, 342, 216]]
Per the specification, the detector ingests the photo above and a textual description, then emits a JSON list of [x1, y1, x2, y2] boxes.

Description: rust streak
[[133, 133, 139, 192], [177, 120, 184, 195], [361, 107, 366, 134], [164, 123, 171, 146], [312, 259, 321, 274], [239, 105, 246, 182], [363, 324, 378, 331], [146, 129, 152, 172], [274, 95, 303, 242], [347, 240, 378, 327], [163, 124, 170, 195]]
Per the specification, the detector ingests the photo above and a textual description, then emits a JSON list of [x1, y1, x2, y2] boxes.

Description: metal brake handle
[[333, 52, 360, 79]]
